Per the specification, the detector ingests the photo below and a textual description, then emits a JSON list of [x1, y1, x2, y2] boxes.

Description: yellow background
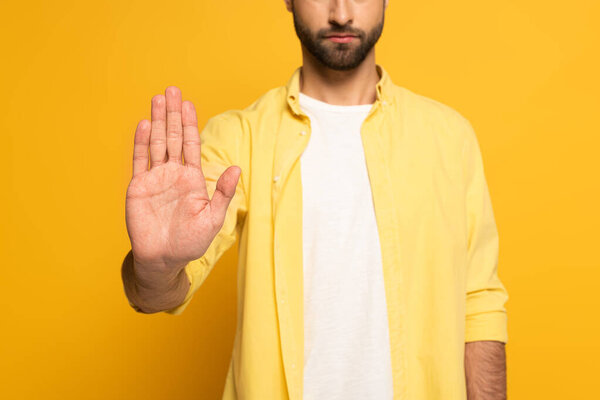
[[1, 0, 598, 398]]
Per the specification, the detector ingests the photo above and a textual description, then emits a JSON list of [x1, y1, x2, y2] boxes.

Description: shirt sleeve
[[122, 110, 249, 316], [461, 118, 509, 343]]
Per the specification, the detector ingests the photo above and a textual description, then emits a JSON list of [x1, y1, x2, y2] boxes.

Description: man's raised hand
[[125, 86, 241, 274]]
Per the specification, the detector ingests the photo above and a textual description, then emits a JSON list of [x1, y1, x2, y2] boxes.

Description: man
[[121, 0, 509, 399]]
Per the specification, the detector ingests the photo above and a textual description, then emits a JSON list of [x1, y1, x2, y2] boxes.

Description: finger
[[132, 119, 151, 177], [182, 101, 201, 168], [165, 86, 183, 163], [210, 166, 241, 224], [150, 94, 167, 168]]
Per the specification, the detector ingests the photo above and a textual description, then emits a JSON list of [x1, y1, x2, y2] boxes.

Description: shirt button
[[382, 100, 388, 106], [299, 131, 306, 136], [273, 175, 280, 182], [291, 363, 296, 369]]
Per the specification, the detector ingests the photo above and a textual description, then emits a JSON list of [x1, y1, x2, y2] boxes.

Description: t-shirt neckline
[[298, 92, 374, 113]]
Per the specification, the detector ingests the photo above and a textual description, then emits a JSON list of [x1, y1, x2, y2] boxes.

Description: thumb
[[210, 165, 242, 224]]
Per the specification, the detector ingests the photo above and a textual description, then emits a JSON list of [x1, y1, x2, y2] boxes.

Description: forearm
[[465, 340, 507, 400], [121, 250, 190, 313]]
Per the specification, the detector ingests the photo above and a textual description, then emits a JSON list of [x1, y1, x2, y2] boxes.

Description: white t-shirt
[[299, 92, 394, 400]]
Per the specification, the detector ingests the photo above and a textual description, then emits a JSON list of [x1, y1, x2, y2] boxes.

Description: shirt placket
[[272, 109, 311, 400]]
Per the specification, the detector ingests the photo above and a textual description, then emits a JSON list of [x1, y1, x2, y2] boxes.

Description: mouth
[[324, 34, 357, 43]]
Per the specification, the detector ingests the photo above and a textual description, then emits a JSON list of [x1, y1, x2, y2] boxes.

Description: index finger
[[182, 100, 201, 168]]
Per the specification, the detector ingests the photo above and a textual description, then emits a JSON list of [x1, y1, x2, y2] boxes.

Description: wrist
[[132, 255, 186, 292]]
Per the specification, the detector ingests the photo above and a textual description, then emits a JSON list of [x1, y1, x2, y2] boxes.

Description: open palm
[[125, 86, 240, 271]]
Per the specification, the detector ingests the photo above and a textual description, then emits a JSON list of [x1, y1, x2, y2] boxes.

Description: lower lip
[[327, 36, 356, 43]]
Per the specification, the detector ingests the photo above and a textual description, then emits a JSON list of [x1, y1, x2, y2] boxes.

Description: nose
[[329, 0, 353, 27]]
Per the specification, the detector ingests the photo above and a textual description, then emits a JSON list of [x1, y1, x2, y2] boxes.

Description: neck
[[299, 47, 380, 106]]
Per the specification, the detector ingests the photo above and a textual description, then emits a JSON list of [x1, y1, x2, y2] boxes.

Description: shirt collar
[[285, 64, 393, 117]]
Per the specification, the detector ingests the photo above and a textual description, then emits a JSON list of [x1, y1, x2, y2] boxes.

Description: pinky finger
[[133, 119, 151, 177]]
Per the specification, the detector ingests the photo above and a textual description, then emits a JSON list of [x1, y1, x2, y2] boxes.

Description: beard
[[292, 6, 384, 71]]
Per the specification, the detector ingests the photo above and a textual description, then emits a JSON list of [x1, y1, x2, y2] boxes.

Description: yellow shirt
[[125, 64, 509, 400]]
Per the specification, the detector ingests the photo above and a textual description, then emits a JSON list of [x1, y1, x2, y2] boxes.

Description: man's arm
[[459, 116, 509, 398], [461, 118, 509, 344], [122, 105, 249, 316], [121, 87, 244, 315], [465, 340, 506, 400]]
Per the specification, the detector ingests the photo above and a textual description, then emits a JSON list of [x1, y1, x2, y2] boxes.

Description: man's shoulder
[[390, 83, 476, 143], [394, 84, 472, 127]]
